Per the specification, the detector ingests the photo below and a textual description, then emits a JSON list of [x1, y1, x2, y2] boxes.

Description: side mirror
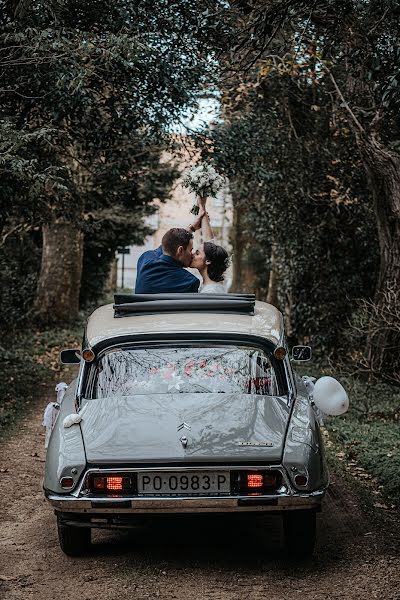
[[60, 349, 81, 364], [313, 376, 349, 416], [292, 345, 312, 361]]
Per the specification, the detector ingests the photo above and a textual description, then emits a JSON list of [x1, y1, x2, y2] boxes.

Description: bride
[[189, 197, 230, 294]]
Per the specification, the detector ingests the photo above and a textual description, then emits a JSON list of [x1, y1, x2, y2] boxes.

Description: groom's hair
[[162, 228, 193, 257]]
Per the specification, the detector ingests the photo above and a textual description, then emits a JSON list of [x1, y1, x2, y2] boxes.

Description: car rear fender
[[44, 379, 86, 494], [283, 391, 329, 492]]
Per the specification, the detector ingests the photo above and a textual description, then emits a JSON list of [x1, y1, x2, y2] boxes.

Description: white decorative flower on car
[[166, 372, 185, 392]]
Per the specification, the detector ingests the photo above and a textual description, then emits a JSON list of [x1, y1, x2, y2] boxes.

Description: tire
[[57, 515, 91, 557], [283, 509, 316, 558]]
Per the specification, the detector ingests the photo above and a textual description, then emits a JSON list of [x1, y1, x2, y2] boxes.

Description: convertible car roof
[[113, 293, 256, 317], [86, 298, 284, 349]]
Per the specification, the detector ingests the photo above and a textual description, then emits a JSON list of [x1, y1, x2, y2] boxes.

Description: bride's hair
[[203, 242, 230, 283]]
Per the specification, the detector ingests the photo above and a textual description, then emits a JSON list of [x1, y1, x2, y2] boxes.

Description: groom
[[135, 212, 204, 294]]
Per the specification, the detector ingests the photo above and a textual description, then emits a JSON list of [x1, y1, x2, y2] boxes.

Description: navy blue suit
[[135, 246, 200, 294]]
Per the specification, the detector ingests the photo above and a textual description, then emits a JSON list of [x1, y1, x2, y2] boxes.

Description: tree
[[0, 0, 219, 323], [210, 0, 399, 374], [200, 20, 379, 352]]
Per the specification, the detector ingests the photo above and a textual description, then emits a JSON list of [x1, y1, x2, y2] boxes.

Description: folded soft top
[[113, 293, 256, 317]]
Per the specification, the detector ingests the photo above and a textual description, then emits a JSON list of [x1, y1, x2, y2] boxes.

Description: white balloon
[[312, 376, 349, 416]]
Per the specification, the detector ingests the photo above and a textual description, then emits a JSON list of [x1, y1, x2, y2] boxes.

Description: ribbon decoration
[[43, 382, 69, 448]]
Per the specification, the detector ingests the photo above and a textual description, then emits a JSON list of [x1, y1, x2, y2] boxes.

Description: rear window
[[92, 345, 282, 398]]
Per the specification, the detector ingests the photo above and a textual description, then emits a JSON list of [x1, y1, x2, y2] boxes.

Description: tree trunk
[[34, 221, 84, 324], [359, 135, 400, 377], [105, 257, 118, 294]]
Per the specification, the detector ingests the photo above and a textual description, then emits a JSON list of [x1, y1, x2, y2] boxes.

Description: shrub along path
[[0, 379, 399, 600], [0, 322, 84, 437], [327, 378, 400, 506]]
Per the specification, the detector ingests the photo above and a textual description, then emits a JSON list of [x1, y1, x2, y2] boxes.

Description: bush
[[327, 376, 400, 505], [0, 232, 41, 330], [0, 320, 84, 436]]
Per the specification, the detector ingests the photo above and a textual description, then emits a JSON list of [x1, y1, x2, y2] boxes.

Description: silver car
[[44, 294, 347, 557]]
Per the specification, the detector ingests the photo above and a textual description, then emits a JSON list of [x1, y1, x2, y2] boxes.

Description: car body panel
[[44, 379, 86, 494], [79, 393, 290, 465], [283, 392, 329, 492], [85, 302, 284, 350]]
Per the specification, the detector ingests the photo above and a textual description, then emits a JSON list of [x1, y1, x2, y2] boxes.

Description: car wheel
[[57, 515, 91, 557], [283, 509, 316, 558]]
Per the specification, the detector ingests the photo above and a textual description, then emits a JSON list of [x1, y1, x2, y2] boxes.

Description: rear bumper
[[46, 490, 324, 515]]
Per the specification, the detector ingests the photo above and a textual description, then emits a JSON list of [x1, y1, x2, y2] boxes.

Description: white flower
[[167, 372, 185, 392]]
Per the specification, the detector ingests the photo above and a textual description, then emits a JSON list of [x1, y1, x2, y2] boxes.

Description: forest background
[[1, 1, 399, 503]]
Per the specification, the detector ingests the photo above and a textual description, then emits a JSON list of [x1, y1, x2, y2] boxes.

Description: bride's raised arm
[[198, 197, 215, 242]]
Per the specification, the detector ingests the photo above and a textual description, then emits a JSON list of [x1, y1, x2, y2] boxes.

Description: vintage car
[[44, 293, 349, 557]]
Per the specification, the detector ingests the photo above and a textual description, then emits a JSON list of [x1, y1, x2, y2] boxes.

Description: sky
[[172, 96, 221, 134]]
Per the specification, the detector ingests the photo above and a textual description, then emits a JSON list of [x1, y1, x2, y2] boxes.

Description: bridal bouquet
[[182, 164, 225, 214]]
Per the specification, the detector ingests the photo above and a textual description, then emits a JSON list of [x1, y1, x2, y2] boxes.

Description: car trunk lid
[[80, 394, 290, 465]]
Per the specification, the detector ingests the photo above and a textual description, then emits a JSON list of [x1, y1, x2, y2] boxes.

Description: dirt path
[[0, 382, 399, 600]]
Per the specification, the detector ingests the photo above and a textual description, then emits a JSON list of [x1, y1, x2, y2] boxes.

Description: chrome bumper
[[46, 491, 324, 514]]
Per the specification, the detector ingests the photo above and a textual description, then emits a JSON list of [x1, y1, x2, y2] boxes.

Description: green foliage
[[79, 207, 155, 305], [328, 378, 400, 504], [0, 316, 84, 436], [0, 6, 197, 223], [206, 73, 379, 351], [209, 0, 400, 374], [0, 233, 42, 330], [0, 123, 70, 235], [0, 0, 217, 326], [224, 0, 400, 131], [0, 344, 47, 435]]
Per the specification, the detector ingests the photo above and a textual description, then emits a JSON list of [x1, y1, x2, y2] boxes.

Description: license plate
[[138, 471, 230, 496]]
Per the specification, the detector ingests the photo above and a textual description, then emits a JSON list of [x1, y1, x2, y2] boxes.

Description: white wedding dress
[[200, 282, 226, 294]]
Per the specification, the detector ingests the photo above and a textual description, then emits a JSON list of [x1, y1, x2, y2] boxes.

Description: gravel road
[[1, 383, 399, 600]]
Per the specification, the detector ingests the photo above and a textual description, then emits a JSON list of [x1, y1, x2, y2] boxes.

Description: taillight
[[247, 474, 263, 488], [234, 471, 282, 495], [107, 477, 124, 491], [90, 474, 136, 495]]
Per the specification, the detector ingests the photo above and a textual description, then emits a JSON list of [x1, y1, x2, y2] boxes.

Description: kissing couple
[[135, 197, 230, 294]]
